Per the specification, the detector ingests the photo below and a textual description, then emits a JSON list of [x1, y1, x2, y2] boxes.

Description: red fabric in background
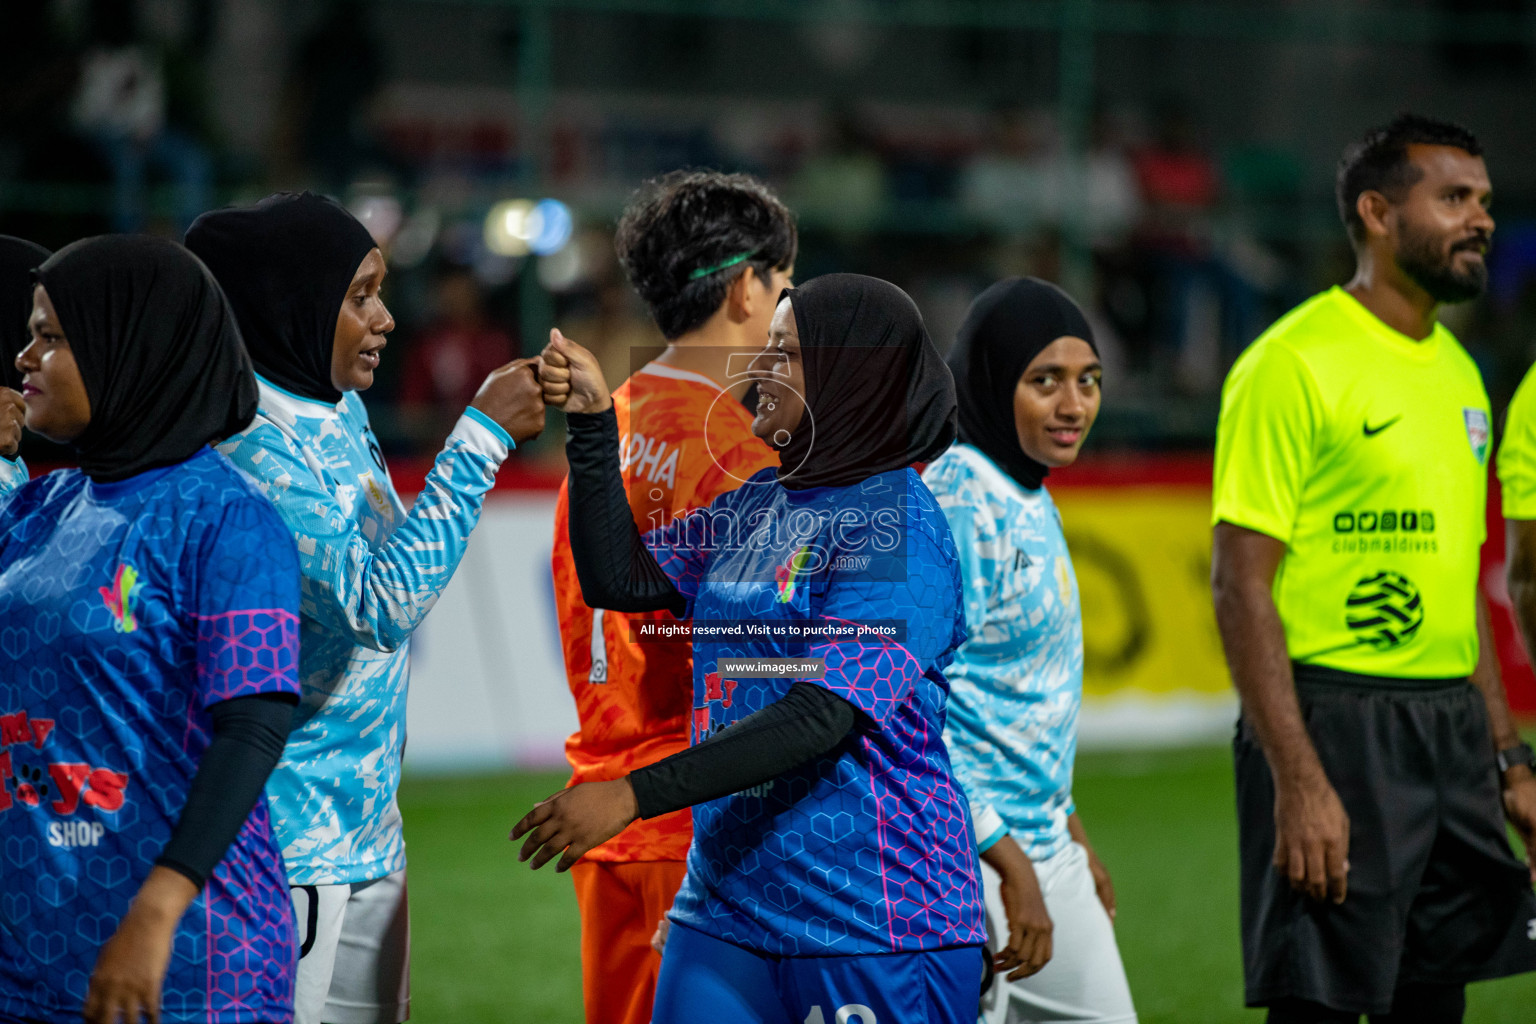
[[1480, 467, 1536, 715], [398, 323, 516, 407], [386, 457, 568, 493], [1133, 149, 1220, 209]]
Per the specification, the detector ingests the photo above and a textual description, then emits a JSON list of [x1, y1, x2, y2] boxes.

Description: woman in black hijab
[[944, 275, 1101, 491], [922, 279, 1136, 1023], [0, 235, 51, 494], [27, 235, 258, 479], [514, 274, 987, 1024], [186, 191, 380, 403], [766, 271, 956, 487], [0, 235, 302, 1024], [187, 192, 545, 1024]]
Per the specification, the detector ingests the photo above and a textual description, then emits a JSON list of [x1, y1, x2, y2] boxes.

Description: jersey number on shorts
[[804, 1005, 877, 1024]]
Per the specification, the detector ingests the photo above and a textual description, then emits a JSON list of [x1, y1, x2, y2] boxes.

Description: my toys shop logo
[[0, 710, 129, 849], [691, 670, 740, 740]]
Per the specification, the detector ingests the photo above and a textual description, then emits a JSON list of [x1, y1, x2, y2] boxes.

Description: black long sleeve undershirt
[[629, 682, 860, 819], [155, 692, 296, 889], [566, 410, 859, 817], [565, 406, 687, 616]]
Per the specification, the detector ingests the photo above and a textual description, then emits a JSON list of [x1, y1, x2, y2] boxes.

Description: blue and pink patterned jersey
[[654, 466, 985, 956], [0, 447, 301, 1024]]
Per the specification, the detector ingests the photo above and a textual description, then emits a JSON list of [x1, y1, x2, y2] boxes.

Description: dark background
[[7, 0, 1536, 461]]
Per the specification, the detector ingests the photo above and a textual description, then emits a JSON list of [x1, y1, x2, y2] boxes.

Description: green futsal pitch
[[399, 746, 1536, 1023]]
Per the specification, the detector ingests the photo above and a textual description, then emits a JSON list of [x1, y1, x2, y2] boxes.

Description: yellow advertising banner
[[1053, 485, 1236, 744]]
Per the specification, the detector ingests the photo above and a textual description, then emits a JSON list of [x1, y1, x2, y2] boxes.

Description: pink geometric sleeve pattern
[[195, 609, 302, 706], [192, 496, 303, 708], [809, 620, 918, 726]]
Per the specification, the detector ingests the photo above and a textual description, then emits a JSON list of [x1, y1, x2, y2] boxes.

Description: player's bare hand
[[538, 329, 611, 414], [511, 778, 637, 872], [980, 835, 1053, 980], [1067, 812, 1116, 921], [84, 867, 197, 1024], [1083, 843, 1117, 921], [0, 387, 24, 459], [1500, 766, 1536, 885], [650, 917, 670, 955], [1274, 773, 1350, 904], [470, 357, 545, 444]]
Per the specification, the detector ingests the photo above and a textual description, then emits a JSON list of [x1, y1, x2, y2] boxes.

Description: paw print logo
[[15, 763, 50, 808]]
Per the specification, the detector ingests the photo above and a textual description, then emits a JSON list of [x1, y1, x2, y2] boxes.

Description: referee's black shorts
[[1234, 666, 1536, 1015]]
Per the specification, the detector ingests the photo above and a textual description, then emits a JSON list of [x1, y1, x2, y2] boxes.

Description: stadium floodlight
[[529, 199, 573, 256], [349, 193, 403, 247], [484, 197, 573, 257], [484, 199, 536, 256]]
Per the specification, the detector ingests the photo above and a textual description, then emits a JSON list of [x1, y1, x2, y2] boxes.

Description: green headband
[[688, 251, 757, 281]]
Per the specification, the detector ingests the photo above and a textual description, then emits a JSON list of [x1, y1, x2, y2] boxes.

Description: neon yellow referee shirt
[[1213, 286, 1490, 679], [1498, 364, 1536, 519]]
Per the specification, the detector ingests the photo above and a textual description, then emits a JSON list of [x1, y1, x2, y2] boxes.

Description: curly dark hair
[[614, 170, 797, 340], [1336, 114, 1484, 243]]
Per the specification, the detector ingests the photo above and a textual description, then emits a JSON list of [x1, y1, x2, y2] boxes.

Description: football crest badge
[[1464, 407, 1490, 464]]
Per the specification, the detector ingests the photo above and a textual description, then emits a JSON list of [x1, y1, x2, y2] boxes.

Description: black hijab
[[185, 192, 377, 405], [777, 273, 956, 490], [1, 236, 52, 392], [34, 235, 257, 483], [947, 277, 1098, 491]]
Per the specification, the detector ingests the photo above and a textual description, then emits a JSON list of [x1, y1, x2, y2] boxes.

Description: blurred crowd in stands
[[6, 0, 1536, 463]]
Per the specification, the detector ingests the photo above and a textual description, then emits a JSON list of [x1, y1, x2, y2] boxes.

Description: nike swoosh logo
[[1363, 416, 1402, 437]]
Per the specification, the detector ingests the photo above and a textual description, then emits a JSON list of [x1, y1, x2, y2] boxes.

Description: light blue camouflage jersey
[[218, 377, 512, 885], [0, 455, 26, 498], [922, 443, 1082, 862]]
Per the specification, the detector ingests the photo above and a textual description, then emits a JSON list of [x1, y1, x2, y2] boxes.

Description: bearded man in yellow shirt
[[1211, 115, 1536, 1024]]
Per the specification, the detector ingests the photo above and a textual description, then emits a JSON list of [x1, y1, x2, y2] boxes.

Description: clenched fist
[[1, 387, 24, 459], [538, 329, 612, 415], [470, 358, 546, 444]]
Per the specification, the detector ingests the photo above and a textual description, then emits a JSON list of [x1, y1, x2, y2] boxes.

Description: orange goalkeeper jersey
[[553, 361, 777, 862]]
